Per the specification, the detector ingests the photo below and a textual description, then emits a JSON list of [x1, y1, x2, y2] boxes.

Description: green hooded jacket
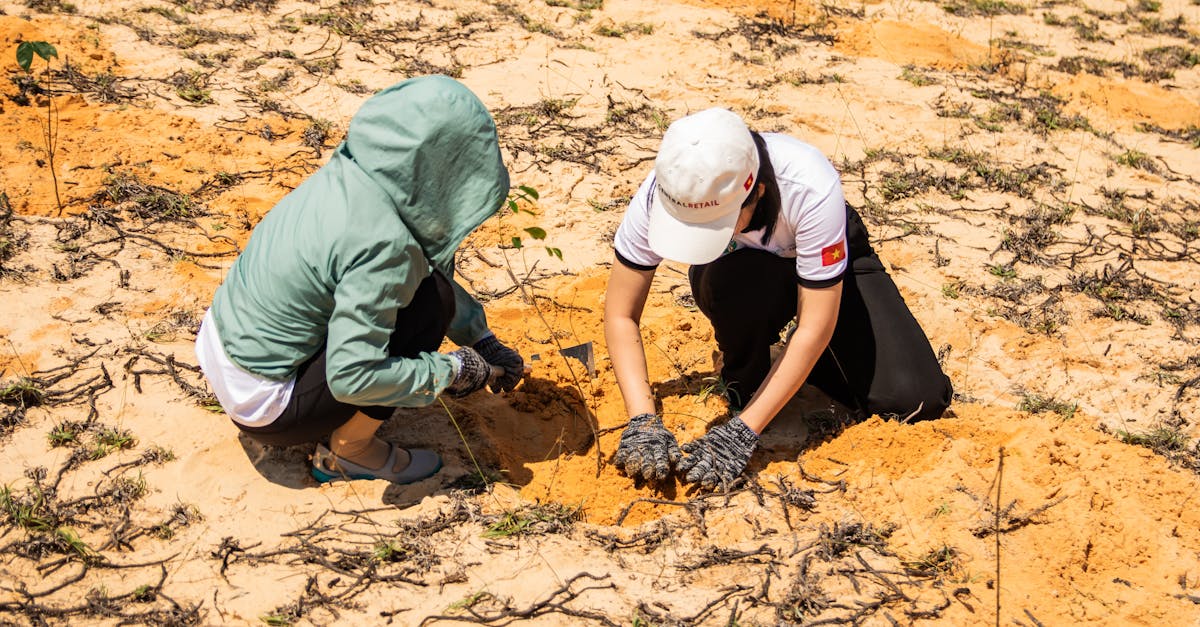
[[209, 75, 509, 407]]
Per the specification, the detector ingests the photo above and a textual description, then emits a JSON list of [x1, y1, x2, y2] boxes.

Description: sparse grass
[[1017, 393, 1078, 419], [941, 0, 1025, 16], [483, 503, 581, 538], [48, 421, 81, 447], [496, 2, 561, 37], [594, 21, 653, 37], [97, 428, 136, 451], [1134, 123, 1200, 148], [152, 503, 201, 539], [0, 484, 54, 531], [55, 526, 100, 562], [447, 591, 492, 612], [1142, 45, 1200, 70], [301, 7, 366, 36], [170, 69, 214, 104], [696, 376, 739, 407], [987, 263, 1017, 280], [302, 118, 333, 152], [815, 521, 895, 560], [1114, 424, 1200, 474], [172, 26, 248, 49], [0, 378, 45, 407], [900, 65, 937, 86], [927, 145, 1061, 196], [902, 544, 960, 577], [1135, 15, 1189, 37], [99, 173, 200, 220], [1114, 149, 1157, 173]]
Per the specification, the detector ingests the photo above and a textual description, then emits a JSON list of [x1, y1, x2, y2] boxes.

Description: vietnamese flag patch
[[820, 241, 846, 266]]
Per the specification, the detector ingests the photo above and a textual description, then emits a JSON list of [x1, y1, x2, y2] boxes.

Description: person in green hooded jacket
[[194, 75, 523, 484]]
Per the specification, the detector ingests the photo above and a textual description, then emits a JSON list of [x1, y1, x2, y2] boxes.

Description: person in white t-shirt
[[606, 108, 952, 489]]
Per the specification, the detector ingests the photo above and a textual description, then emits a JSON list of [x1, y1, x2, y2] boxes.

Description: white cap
[[649, 108, 759, 265]]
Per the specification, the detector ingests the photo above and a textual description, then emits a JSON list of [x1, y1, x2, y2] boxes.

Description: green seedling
[[56, 526, 100, 562], [372, 540, 410, 562], [15, 41, 62, 212], [505, 185, 563, 260], [987, 263, 1017, 279], [98, 428, 136, 450], [131, 584, 156, 602], [48, 422, 80, 447]]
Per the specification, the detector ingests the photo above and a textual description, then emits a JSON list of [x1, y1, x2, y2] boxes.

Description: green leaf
[[511, 236, 523, 249], [506, 199, 518, 213], [16, 43, 33, 72], [16, 42, 57, 71], [518, 185, 539, 200], [546, 247, 563, 260], [30, 42, 58, 62], [523, 226, 547, 240]]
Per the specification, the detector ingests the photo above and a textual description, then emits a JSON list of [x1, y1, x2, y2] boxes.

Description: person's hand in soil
[[445, 346, 492, 397], [473, 333, 524, 392], [611, 413, 681, 482], [677, 415, 759, 490]]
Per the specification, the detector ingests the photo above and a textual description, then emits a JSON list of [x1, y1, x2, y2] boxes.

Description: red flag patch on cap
[[744, 173, 754, 190], [820, 241, 846, 266]]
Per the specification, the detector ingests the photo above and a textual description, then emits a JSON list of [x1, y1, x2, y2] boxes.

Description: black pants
[[689, 206, 952, 422], [237, 271, 456, 446]]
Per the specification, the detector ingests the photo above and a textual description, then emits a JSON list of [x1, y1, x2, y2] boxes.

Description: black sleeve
[[797, 272, 844, 289], [615, 248, 659, 272]]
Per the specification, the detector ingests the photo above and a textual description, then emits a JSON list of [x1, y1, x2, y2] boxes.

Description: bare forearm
[[738, 283, 842, 434], [605, 316, 657, 417], [737, 329, 828, 433]]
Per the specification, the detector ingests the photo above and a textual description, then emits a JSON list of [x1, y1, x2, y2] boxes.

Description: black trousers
[[689, 206, 952, 422], [237, 271, 456, 446]]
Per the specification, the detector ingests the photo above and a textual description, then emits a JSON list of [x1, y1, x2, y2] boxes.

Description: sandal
[[311, 442, 442, 485]]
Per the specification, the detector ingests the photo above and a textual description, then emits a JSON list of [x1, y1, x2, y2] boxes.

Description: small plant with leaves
[[505, 185, 562, 260], [15, 41, 62, 212]]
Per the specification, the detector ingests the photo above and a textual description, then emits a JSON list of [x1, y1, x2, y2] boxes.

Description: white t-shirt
[[195, 309, 295, 427], [614, 133, 848, 287]]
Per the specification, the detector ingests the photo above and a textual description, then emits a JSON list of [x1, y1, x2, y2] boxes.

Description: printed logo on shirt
[[820, 241, 846, 266], [743, 173, 754, 191]]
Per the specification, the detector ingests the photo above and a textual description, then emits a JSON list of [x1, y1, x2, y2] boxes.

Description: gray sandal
[[311, 443, 442, 485]]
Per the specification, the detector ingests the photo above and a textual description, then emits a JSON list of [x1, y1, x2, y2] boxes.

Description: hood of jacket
[[339, 75, 509, 274]]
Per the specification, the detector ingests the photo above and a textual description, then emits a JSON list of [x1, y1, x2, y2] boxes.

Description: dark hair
[[741, 131, 780, 245]]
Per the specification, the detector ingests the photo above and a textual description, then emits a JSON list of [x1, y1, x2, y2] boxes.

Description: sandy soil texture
[[1, 0, 1199, 624]]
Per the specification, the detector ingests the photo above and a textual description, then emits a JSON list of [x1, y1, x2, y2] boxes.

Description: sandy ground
[[1, 0, 1199, 624]]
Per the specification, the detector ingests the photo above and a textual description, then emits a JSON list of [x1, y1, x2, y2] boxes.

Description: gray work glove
[[611, 413, 681, 483], [445, 347, 492, 397], [677, 415, 759, 490], [473, 333, 524, 393]]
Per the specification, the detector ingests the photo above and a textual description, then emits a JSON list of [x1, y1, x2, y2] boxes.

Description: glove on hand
[[677, 415, 759, 490], [445, 347, 492, 398], [473, 333, 524, 393], [611, 413, 681, 482]]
